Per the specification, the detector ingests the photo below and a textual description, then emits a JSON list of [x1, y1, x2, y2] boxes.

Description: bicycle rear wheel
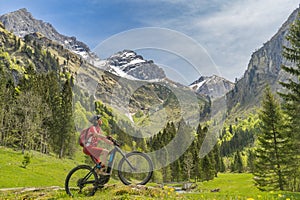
[[65, 165, 98, 197], [118, 151, 153, 185]]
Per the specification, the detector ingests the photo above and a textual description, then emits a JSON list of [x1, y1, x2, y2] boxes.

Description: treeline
[[148, 121, 225, 183], [220, 116, 258, 156]]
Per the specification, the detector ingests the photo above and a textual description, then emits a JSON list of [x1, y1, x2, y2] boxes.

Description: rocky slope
[[0, 8, 98, 63], [189, 75, 234, 100], [0, 17, 206, 130], [0, 9, 167, 82], [104, 50, 166, 80], [226, 7, 299, 114]]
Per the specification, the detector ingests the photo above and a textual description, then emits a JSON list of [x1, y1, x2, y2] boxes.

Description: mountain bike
[[65, 137, 153, 196]]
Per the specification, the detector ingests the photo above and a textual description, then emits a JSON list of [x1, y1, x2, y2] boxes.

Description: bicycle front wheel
[[118, 151, 153, 185], [65, 165, 98, 197]]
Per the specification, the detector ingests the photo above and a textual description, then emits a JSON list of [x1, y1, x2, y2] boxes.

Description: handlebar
[[106, 136, 121, 147]]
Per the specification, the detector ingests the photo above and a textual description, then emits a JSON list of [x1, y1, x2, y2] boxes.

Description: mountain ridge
[[0, 8, 98, 62], [189, 75, 234, 100], [226, 7, 299, 117]]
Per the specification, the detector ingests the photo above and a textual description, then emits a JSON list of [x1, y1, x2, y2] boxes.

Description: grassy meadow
[[0, 147, 299, 199]]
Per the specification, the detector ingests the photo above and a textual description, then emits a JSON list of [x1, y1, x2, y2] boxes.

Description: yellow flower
[[246, 198, 255, 200], [286, 198, 290, 200], [257, 195, 262, 198], [278, 194, 283, 197]]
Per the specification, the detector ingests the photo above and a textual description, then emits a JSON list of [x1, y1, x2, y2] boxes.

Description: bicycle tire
[[118, 151, 153, 185], [65, 165, 98, 196]]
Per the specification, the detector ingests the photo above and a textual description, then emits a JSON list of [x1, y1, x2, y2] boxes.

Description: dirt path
[[0, 186, 62, 193]]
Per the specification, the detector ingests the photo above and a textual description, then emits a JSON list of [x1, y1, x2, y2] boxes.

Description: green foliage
[[231, 151, 243, 173], [254, 87, 290, 191], [21, 153, 31, 168], [220, 115, 259, 156], [279, 11, 300, 192], [148, 122, 221, 183]]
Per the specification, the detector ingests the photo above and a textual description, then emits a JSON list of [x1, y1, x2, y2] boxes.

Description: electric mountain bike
[[65, 137, 153, 196]]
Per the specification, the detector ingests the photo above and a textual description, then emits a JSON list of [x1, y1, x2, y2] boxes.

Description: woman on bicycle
[[81, 115, 113, 174]]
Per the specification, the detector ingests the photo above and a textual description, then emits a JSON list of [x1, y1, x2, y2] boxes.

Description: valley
[[0, 4, 300, 199]]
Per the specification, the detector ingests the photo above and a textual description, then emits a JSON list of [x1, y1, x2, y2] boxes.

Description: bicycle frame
[[104, 145, 136, 175]]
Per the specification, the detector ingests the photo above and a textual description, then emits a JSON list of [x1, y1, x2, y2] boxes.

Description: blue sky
[[0, 0, 299, 83]]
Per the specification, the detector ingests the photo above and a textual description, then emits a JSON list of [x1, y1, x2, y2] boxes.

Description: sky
[[0, 0, 299, 84]]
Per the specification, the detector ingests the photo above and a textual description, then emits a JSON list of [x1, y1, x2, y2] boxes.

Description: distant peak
[[17, 8, 28, 12], [9, 8, 31, 15]]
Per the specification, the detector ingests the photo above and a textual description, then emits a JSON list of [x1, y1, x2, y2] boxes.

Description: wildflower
[[286, 198, 290, 200], [278, 194, 283, 197], [246, 198, 255, 200]]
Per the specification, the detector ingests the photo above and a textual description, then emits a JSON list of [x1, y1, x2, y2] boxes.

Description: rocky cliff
[[105, 50, 166, 80], [0, 8, 98, 62], [190, 75, 234, 100], [226, 7, 299, 113]]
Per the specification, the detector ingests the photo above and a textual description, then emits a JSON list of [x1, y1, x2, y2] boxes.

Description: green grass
[[0, 146, 85, 188], [185, 173, 300, 200], [0, 147, 299, 200]]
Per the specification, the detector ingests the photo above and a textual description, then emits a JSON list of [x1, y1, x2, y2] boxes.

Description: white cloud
[[128, 0, 299, 81]]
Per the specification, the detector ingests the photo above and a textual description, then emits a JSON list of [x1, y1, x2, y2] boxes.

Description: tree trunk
[[59, 144, 64, 159]]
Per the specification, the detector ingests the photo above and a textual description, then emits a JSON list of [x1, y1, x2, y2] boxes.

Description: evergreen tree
[[58, 79, 76, 158], [254, 87, 289, 191], [247, 149, 255, 173], [212, 143, 222, 176], [201, 155, 214, 181], [231, 150, 243, 173], [0, 56, 15, 146], [279, 12, 300, 192]]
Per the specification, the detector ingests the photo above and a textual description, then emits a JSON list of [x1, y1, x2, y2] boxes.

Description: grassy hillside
[[1, 147, 299, 199], [0, 146, 85, 188]]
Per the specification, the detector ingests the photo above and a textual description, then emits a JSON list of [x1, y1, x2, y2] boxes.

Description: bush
[[21, 153, 31, 168]]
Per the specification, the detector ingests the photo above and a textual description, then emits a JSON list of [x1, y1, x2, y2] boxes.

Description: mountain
[[0, 8, 98, 63], [0, 8, 168, 82], [0, 15, 207, 134], [103, 49, 166, 80], [189, 75, 234, 100], [226, 7, 299, 116]]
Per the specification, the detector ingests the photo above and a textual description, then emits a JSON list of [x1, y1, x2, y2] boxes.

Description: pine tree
[[58, 79, 76, 158], [0, 55, 15, 146], [247, 149, 255, 173], [279, 12, 300, 192], [201, 155, 214, 181], [231, 150, 243, 173], [254, 87, 289, 191]]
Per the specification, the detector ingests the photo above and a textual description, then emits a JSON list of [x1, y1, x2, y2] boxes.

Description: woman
[[81, 115, 113, 174]]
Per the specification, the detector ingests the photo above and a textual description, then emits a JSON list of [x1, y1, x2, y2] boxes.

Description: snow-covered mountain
[[0, 8, 98, 63], [189, 75, 234, 99], [104, 50, 166, 80], [0, 8, 167, 81]]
